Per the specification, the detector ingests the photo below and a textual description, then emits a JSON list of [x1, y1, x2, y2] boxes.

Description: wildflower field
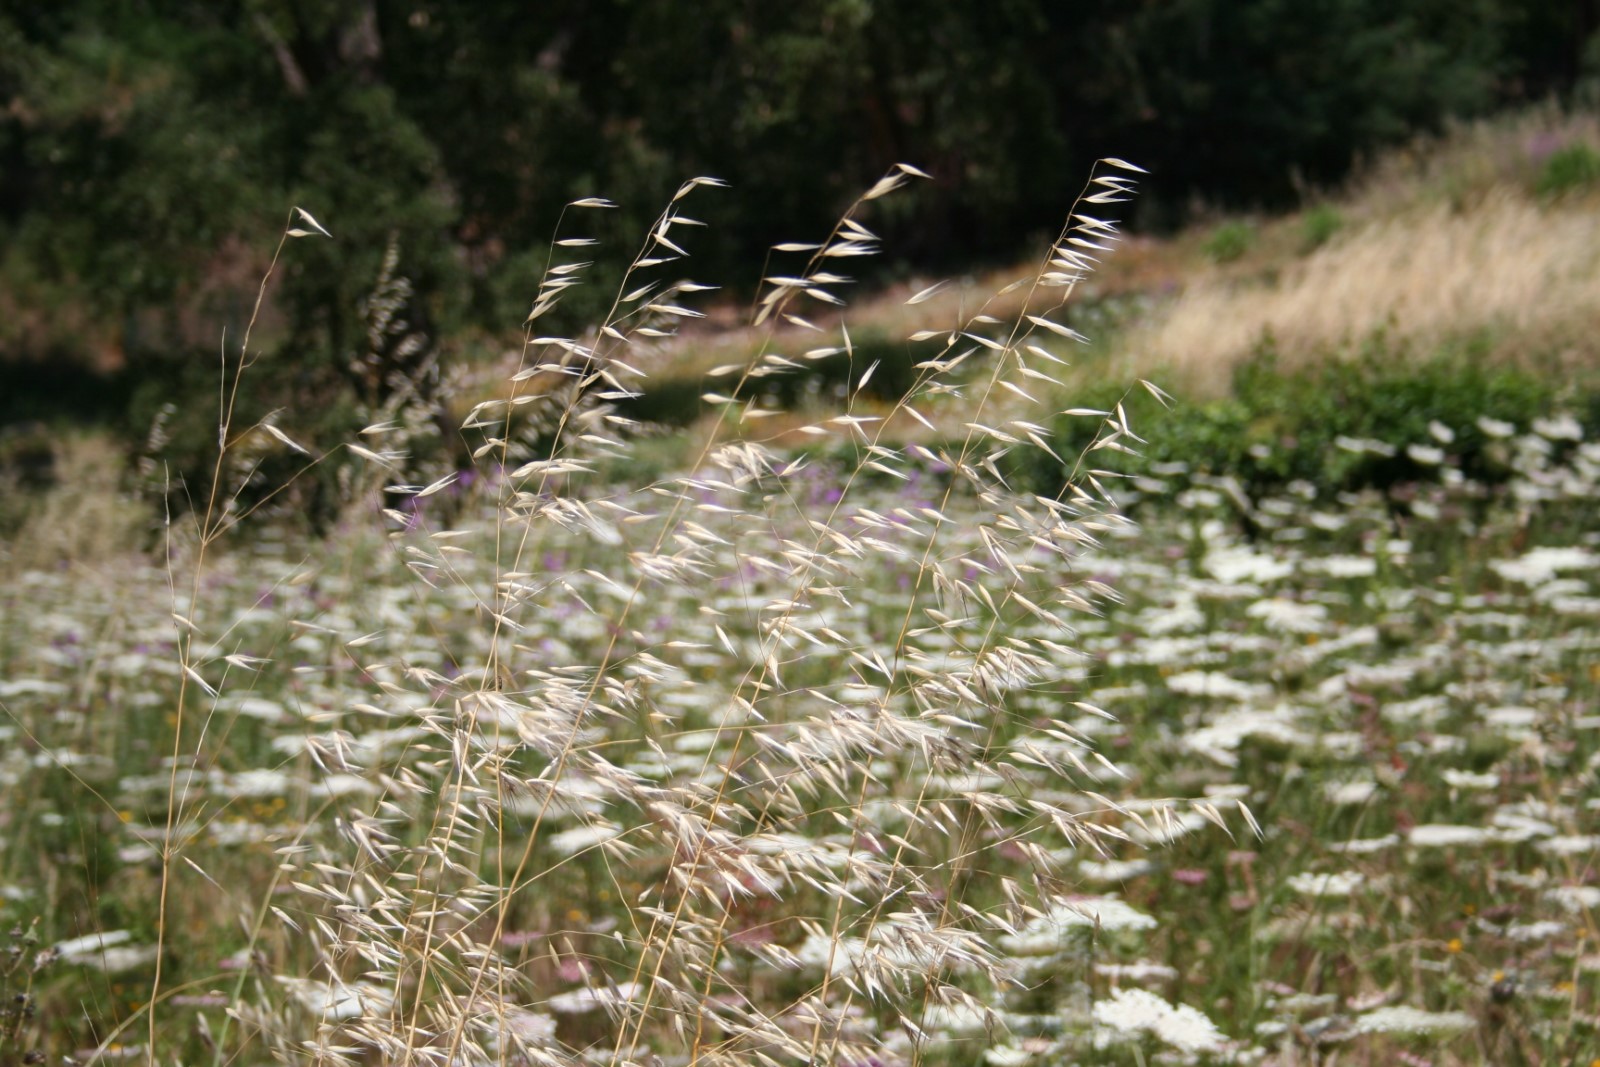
[[2, 158, 1599, 1067]]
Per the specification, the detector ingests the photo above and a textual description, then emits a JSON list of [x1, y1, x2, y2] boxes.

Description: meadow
[[1, 118, 1599, 1067]]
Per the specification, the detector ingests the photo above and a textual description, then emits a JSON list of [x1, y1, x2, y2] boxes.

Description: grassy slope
[[576, 105, 1600, 451]]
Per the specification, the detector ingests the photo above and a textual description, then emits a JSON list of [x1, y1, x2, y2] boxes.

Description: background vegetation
[[3, 7, 1600, 1066], [3, 1, 1599, 438]]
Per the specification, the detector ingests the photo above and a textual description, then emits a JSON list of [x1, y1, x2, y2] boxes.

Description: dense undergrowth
[[1, 346, 1596, 1066], [1043, 342, 1600, 505], [8, 104, 1600, 521], [1, 107, 1599, 1067]]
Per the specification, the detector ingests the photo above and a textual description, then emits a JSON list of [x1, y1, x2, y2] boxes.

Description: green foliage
[[1041, 339, 1592, 506], [1534, 141, 1600, 196], [1299, 203, 1344, 251], [1202, 221, 1255, 263], [1, 0, 1595, 501], [0, 1, 1579, 368]]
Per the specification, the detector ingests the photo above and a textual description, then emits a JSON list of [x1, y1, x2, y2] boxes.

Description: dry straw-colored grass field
[[1116, 108, 1600, 391]]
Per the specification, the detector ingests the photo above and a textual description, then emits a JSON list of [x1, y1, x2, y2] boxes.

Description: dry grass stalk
[[134, 163, 1254, 1067]]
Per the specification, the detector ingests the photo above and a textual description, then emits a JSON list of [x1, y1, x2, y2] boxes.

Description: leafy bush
[[1300, 203, 1345, 251], [1535, 141, 1600, 195], [1202, 220, 1255, 263], [1039, 337, 1592, 508]]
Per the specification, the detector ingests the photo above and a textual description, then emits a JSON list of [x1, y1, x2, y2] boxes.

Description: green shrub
[[1039, 337, 1593, 506], [1535, 142, 1600, 196], [1202, 221, 1255, 263], [1300, 204, 1344, 252]]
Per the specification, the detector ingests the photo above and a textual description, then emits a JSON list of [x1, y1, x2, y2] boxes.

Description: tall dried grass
[[4, 434, 151, 572], [1116, 108, 1600, 391], [1343, 105, 1600, 216], [1122, 187, 1600, 392], [133, 160, 1257, 1067]]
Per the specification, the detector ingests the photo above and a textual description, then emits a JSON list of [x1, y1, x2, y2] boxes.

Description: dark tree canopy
[[0, 0, 1593, 418]]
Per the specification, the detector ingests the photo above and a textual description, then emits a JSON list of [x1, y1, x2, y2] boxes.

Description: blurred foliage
[[1041, 337, 1597, 506], [1, 0, 1597, 496], [1201, 221, 1255, 264], [612, 330, 917, 429], [1535, 141, 1600, 195], [3, 1, 1591, 350], [1299, 203, 1345, 252]]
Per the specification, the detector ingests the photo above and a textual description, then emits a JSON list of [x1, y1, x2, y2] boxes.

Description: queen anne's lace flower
[[1093, 987, 1228, 1053]]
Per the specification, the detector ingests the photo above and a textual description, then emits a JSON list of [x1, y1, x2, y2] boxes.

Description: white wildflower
[[1546, 885, 1600, 912], [1409, 825, 1495, 848], [1130, 808, 1210, 845], [1483, 705, 1540, 730], [1335, 435, 1396, 457], [546, 982, 642, 1014], [1247, 597, 1328, 634], [1381, 694, 1449, 726], [1331, 834, 1400, 854], [279, 978, 395, 1021], [231, 696, 288, 722], [546, 823, 623, 855], [1533, 414, 1582, 440], [1506, 920, 1565, 942], [1354, 1005, 1474, 1035], [1096, 962, 1180, 983], [308, 773, 379, 798], [1476, 416, 1516, 439], [1441, 769, 1499, 791], [1306, 555, 1377, 579], [1185, 704, 1310, 765], [55, 930, 134, 959], [1141, 596, 1205, 635], [1494, 810, 1559, 841], [1206, 547, 1293, 585], [1286, 870, 1365, 897], [1166, 671, 1269, 701], [1077, 858, 1157, 883], [1000, 896, 1157, 954], [54, 929, 159, 972], [0, 679, 68, 697], [1323, 779, 1378, 806], [1537, 834, 1598, 856], [1489, 546, 1596, 585], [923, 1000, 995, 1034], [1092, 987, 1227, 1053], [485, 1006, 558, 1045], [213, 769, 293, 797]]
